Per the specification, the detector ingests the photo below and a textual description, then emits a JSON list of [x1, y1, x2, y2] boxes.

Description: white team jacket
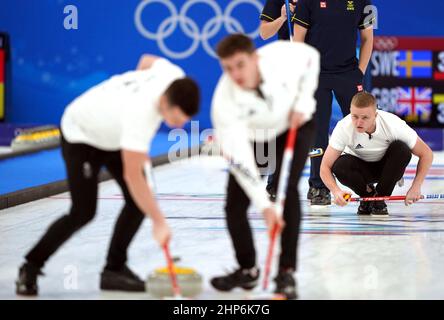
[[211, 41, 320, 212]]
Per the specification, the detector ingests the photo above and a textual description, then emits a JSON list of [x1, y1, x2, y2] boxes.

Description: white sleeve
[[291, 46, 320, 122], [211, 85, 272, 213], [393, 119, 418, 149], [150, 58, 183, 77], [329, 122, 347, 152]]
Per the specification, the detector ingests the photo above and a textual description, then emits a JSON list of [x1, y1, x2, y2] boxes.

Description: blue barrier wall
[[0, 0, 443, 130]]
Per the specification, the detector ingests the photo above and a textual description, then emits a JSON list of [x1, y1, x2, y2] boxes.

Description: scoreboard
[[0, 33, 6, 121], [370, 36, 444, 128]]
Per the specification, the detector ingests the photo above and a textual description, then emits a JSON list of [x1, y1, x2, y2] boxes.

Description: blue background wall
[[0, 0, 443, 130]]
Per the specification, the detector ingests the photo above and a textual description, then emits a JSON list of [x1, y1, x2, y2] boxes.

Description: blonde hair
[[351, 92, 377, 109]]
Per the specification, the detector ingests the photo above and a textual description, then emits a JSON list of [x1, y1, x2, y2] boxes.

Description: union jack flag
[[396, 87, 432, 123]]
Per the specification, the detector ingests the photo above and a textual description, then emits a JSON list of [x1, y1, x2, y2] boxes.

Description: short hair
[[216, 33, 256, 59], [165, 77, 200, 117], [351, 92, 377, 109]]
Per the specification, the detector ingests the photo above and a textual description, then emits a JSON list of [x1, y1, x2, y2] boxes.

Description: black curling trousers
[[225, 120, 315, 271], [25, 136, 145, 271], [331, 141, 412, 197], [309, 68, 364, 189]]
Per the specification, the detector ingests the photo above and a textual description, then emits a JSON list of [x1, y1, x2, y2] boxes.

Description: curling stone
[[146, 266, 203, 298]]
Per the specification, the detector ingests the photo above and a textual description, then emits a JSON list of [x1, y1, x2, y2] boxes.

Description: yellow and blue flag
[[396, 50, 432, 78]]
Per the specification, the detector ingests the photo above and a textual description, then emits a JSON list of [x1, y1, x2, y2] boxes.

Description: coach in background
[[293, 0, 375, 206], [260, 0, 297, 40]]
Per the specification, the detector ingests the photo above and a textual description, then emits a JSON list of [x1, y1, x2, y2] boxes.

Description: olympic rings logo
[[134, 0, 263, 59], [374, 37, 399, 51]]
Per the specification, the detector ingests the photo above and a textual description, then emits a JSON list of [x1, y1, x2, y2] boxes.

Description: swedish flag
[[397, 50, 432, 78]]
